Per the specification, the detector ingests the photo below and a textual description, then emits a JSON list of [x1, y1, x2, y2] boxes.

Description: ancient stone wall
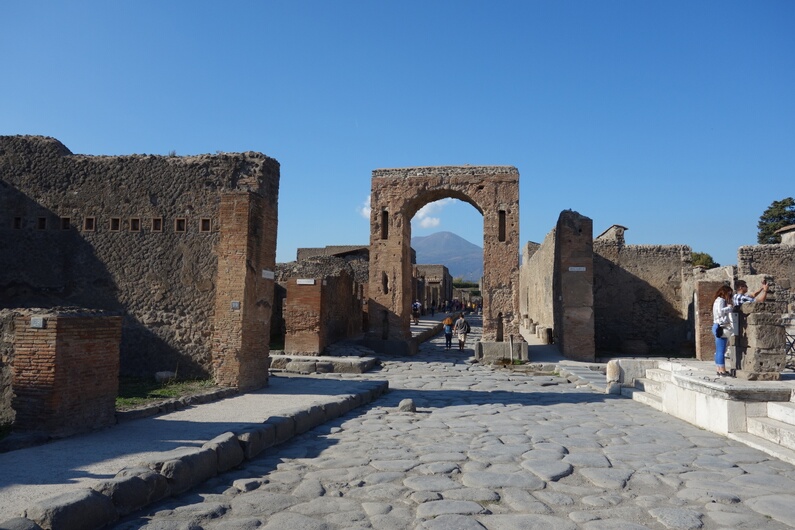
[[520, 235, 555, 341], [594, 228, 694, 356], [520, 211, 594, 360], [415, 265, 452, 309], [738, 244, 795, 309], [0, 135, 279, 380]]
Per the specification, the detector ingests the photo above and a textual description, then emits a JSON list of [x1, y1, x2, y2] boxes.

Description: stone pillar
[[554, 211, 595, 361], [11, 310, 121, 436], [284, 278, 323, 355], [736, 302, 787, 380]]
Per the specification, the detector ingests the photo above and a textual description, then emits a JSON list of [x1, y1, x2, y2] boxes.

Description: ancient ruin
[[367, 166, 520, 352]]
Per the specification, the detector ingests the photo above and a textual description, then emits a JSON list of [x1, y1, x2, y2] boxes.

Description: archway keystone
[[368, 166, 520, 350]]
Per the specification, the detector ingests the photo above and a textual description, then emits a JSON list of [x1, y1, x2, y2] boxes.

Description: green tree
[[757, 197, 795, 244], [691, 252, 719, 269]]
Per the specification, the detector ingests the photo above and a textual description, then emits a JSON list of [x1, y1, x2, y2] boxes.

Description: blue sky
[[2, 1, 793, 266]]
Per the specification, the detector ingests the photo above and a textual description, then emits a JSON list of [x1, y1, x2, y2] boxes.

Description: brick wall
[[11, 310, 121, 436], [283, 270, 363, 354]]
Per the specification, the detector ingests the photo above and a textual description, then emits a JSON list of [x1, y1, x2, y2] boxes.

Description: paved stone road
[[114, 317, 795, 529]]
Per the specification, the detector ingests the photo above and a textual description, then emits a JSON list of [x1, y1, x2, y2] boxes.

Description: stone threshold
[[269, 354, 378, 374]]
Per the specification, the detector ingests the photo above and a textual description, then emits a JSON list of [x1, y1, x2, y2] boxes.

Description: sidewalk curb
[[0, 380, 389, 530]]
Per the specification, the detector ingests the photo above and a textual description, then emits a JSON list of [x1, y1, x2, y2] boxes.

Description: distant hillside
[[411, 232, 483, 281]]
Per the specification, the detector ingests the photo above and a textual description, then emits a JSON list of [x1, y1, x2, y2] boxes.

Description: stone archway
[[367, 166, 520, 351]]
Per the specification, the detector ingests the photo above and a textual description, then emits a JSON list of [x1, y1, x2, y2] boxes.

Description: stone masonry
[[0, 135, 279, 388], [368, 166, 519, 348]]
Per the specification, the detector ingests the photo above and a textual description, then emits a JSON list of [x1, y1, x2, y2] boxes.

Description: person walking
[[442, 316, 454, 350], [453, 313, 470, 351]]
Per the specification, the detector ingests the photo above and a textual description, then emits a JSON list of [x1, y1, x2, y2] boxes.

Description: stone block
[[285, 361, 316, 373], [202, 432, 244, 473], [315, 362, 334, 373], [92, 475, 151, 517], [115, 467, 170, 505], [605, 360, 620, 383], [24, 489, 117, 530], [149, 447, 217, 495], [305, 404, 325, 430], [322, 400, 342, 422], [264, 415, 295, 444], [237, 424, 276, 460]]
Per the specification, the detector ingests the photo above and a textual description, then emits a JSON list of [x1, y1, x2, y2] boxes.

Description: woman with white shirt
[[712, 284, 734, 377]]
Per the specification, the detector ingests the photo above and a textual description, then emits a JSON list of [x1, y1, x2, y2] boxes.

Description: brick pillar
[[695, 281, 725, 361], [12, 312, 121, 436], [212, 192, 275, 391], [284, 279, 323, 354]]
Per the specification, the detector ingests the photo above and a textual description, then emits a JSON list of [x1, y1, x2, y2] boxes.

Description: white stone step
[[728, 432, 795, 467], [768, 401, 795, 426], [644, 368, 672, 384], [634, 377, 664, 397], [747, 416, 795, 451], [621, 387, 663, 411]]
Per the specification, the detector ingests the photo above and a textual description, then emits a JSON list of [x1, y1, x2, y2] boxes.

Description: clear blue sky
[[2, 1, 793, 266]]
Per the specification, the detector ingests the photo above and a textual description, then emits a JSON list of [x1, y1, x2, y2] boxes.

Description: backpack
[[464, 321, 471, 333]]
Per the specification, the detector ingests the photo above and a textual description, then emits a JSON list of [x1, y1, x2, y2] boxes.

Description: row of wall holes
[[12, 217, 213, 233]]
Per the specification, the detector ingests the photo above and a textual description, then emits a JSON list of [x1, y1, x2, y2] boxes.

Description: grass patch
[[117, 377, 216, 411]]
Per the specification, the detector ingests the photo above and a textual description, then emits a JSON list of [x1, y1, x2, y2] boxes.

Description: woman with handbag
[[712, 284, 734, 377]]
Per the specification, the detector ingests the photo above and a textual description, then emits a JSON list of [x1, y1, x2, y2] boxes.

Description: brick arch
[[367, 166, 520, 351]]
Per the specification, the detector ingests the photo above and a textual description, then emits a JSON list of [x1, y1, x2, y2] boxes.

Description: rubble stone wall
[[738, 245, 795, 309], [594, 234, 694, 356], [0, 135, 279, 380]]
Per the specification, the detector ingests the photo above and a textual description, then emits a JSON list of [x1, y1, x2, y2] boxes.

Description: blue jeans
[[713, 323, 728, 368], [445, 333, 452, 349]]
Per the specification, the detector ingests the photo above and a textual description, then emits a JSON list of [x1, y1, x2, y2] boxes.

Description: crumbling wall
[[594, 230, 694, 356], [738, 244, 795, 310], [0, 135, 280, 379]]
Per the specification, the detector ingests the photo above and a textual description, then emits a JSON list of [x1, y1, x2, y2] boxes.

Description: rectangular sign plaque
[[568, 266, 587, 272]]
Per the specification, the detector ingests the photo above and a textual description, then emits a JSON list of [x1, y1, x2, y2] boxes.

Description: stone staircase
[[729, 401, 795, 465], [619, 359, 795, 465]]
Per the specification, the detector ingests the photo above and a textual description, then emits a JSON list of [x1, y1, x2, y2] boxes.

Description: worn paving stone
[[110, 322, 795, 530]]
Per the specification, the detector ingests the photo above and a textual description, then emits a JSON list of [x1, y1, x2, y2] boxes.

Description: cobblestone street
[[115, 318, 795, 529]]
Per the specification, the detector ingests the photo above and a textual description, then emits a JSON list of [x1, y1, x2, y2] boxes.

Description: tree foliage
[[758, 197, 795, 244], [691, 252, 719, 269]]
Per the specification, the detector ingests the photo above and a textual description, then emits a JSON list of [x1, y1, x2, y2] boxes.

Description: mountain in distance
[[411, 231, 483, 282]]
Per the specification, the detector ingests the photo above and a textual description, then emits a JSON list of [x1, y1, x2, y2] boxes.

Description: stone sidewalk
[[107, 318, 795, 529], [0, 375, 388, 528]]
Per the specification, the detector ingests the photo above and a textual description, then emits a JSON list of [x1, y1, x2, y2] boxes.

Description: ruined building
[[1, 135, 279, 433]]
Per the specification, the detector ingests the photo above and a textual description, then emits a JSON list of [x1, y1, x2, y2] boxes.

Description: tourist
[[442, 315, 454, 350], [412, 300, 421, 325], [712, 284, 734, 377], [453, 313, 470, 351], [733, 279, 768, 306]]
